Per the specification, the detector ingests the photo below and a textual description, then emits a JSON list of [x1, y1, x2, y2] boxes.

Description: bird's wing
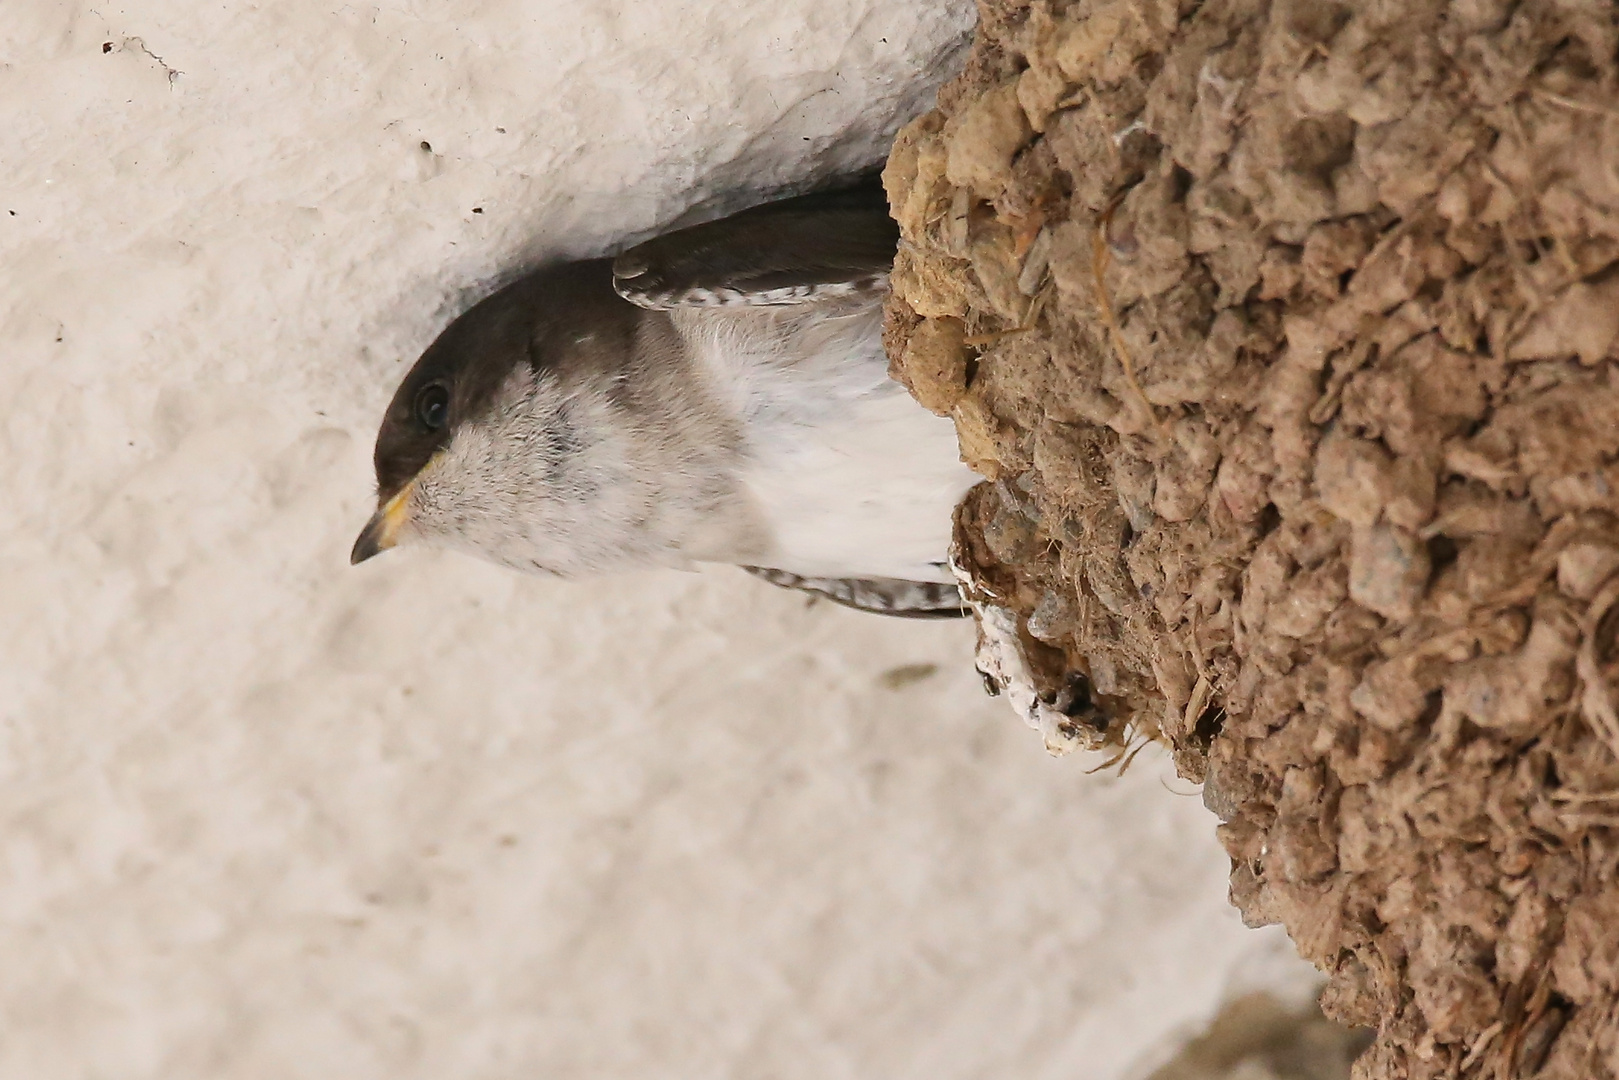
[[741, 566, 967, 619], [612, 179, 899, 310]]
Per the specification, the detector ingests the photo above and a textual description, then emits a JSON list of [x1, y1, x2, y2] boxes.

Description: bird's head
[[351, 260, 717, 577]]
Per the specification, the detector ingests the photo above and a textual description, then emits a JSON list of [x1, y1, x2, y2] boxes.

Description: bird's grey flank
[[352, 179, 978, 616]]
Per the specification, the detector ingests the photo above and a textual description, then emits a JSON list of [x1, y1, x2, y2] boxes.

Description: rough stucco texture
[[2, 3, 1310, 1078]]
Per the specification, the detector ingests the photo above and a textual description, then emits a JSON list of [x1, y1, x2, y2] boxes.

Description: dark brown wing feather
[[742, 566, 967, 619], [612, 178, 898, 310]]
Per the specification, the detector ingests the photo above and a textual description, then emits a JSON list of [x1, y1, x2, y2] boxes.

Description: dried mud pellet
[[1111, 455, 1157, 534], [882, 113, 947, 241], [943, 81, 1030, 202], [1349, 524, 1431, 621], [1509, 279, 1619, 367], [1558, 542, 1619, 602], [899, 317, 969, 415], [1016, 62, 1068, 133], [950, 395, 1007, 480]]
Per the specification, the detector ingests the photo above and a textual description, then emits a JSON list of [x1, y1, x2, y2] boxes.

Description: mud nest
[[881, 1, 1619, 1075]]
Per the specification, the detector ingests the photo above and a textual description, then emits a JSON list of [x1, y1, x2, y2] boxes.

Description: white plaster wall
[[0, 3, 1312, 1078]]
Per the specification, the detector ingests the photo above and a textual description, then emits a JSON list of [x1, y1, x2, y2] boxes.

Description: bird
[[349, 177, 979, 617]]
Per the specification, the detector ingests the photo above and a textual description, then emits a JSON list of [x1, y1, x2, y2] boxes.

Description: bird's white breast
[[671, 298, 979, 583]]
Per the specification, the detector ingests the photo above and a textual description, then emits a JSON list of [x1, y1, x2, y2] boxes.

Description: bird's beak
[[350, 481, 414, 565]]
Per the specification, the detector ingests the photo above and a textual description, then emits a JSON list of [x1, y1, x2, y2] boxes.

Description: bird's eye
[[414, 383, 450, 431]]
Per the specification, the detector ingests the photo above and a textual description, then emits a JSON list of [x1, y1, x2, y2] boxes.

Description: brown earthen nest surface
[[881, 1, 1619, 1075]]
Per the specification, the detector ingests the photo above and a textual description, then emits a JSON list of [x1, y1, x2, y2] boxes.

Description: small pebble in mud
[[982, 500, 1040, 564], [1027, 589, 1077, 642]]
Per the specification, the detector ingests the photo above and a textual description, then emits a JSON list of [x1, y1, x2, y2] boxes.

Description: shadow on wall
[[1147, 993, 1372, 1080]]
